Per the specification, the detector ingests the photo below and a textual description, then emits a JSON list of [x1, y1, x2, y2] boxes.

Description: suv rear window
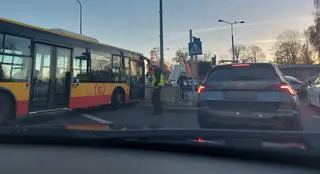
[[207, 64, 279, 81]]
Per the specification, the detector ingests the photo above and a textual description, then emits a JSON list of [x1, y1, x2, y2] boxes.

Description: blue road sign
[[189, 41, 202, 56]]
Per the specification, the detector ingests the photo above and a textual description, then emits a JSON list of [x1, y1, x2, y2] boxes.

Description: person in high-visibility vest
[[151, 65, 165, 115]]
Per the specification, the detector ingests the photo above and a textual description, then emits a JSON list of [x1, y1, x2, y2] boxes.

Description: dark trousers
[[151, 87, 162, 114]]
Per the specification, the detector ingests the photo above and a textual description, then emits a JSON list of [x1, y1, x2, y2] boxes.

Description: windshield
[[0, 0, 320, 157], [286, 76, 303, 83], [207, 64, 279, 81]]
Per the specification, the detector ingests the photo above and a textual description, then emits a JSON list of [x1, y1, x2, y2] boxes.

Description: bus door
[[137, 59, 145, 99], [129, 59, 144, 100], [54, 47, 72, 108], [30, 43, 71, 111]]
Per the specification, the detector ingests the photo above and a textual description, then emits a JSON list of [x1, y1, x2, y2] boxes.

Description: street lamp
[[153, 47, 170, 51], [76, 0, 83, 35], [218, 20, 245, 62], [153, 47, 169, 60], [159, 0, 164, 71]]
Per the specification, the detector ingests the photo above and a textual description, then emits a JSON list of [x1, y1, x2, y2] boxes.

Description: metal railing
[[144, 86, 194, 105]]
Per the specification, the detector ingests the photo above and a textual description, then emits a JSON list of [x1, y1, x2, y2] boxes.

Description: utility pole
[[159, 0, 164, 71], [231, 23, 235, 62], [76, 0, 83, 35], [218, 20, 245, 63], [189, 30, 196, 106]]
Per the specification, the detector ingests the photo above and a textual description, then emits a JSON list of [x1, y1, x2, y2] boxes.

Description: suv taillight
[[280, 84, 296, 95], [269, 83, 296, 95], [197, 85, 205, 95]]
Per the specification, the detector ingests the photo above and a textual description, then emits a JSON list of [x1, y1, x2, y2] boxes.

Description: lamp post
[[159, 0, 164, 71], [76, 0, 83, 35], [218, 20, 245, 62]]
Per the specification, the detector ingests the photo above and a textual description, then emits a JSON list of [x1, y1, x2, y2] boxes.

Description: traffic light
[[212, 55, 217, 66]]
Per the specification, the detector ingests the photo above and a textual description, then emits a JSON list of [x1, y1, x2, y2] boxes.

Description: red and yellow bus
[[0, 18, 146, 123]]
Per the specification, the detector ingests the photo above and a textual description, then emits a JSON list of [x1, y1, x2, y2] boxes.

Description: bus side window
[[0, 34, 31, 82], [112, 55, 122, 83], [91, 50, 112, 82], [73, 48, 88, 82], [122, 57, 130, 83], [130, 60, 139, 84]]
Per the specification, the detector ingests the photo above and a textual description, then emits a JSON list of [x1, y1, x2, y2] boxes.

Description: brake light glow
[[232, 64, 250, 67], [280, 84, 295, 95], [197, 137, 205, 143], [197, 85, 205, 95]]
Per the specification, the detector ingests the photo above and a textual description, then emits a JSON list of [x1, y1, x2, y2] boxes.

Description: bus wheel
[[111, 89, 124, 110], [0, 94, 14, 124]]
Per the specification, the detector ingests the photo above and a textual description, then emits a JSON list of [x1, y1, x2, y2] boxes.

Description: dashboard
[[0, 144, 318, 174]]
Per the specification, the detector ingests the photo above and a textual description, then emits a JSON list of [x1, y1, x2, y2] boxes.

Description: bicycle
[[180, 87, 189, 103]]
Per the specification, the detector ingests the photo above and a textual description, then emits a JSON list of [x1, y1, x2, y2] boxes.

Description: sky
[[0, 0, 315, 62]]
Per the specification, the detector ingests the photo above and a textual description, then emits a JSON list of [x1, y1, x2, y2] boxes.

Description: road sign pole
[[192, 55, 195, 106], [193, 55, 198, 106], [189, 29, 193, 43], [189, 29, 196, 106]]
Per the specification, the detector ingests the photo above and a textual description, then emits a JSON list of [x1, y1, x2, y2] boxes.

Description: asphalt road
[[4, 99, 320, 132]]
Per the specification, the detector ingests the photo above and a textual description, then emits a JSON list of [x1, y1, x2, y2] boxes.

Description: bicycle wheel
[[182, 91, 189, 103]]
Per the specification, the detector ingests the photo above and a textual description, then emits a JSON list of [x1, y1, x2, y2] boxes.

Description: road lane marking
[[80, 113, 113, 124]]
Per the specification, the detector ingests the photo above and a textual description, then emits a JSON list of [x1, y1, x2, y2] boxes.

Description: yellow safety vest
[[151, 73, 164, 88]]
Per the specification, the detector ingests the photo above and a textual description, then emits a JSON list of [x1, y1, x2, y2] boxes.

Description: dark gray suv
[[197, 63, 302, 131]]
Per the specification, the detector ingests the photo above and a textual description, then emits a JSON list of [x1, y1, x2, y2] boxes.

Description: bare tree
[[305, 0, 320, 62], [300, 43, 314, 64], [299, 32, 314, 64], [306, 11, 320, 58], [315, 0, 320, 14], [273, 30, 301, 64], [218, 54, 232, 64], [201, 52, 212, 62], [229, 44, 247, 62], [246, 45, 266, 63], [172, 48, 189, 64], [219, 54, 229, 60], [307, 16, 320, 61]]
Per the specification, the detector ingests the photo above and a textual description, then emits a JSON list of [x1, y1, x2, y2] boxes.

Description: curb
[[5, 110, 75, 126]]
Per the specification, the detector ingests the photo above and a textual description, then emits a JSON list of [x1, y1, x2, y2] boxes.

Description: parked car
[[197, 63, 302, 131], [306, 76, 317, 85], [307, 75, 320, 108], [285, 76, 306, 96]]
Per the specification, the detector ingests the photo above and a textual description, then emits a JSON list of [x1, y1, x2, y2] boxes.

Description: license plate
[[224, 91, 257, 100]]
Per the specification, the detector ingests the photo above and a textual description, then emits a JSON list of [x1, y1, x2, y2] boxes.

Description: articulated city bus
[[0, 18, 146, 123]]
